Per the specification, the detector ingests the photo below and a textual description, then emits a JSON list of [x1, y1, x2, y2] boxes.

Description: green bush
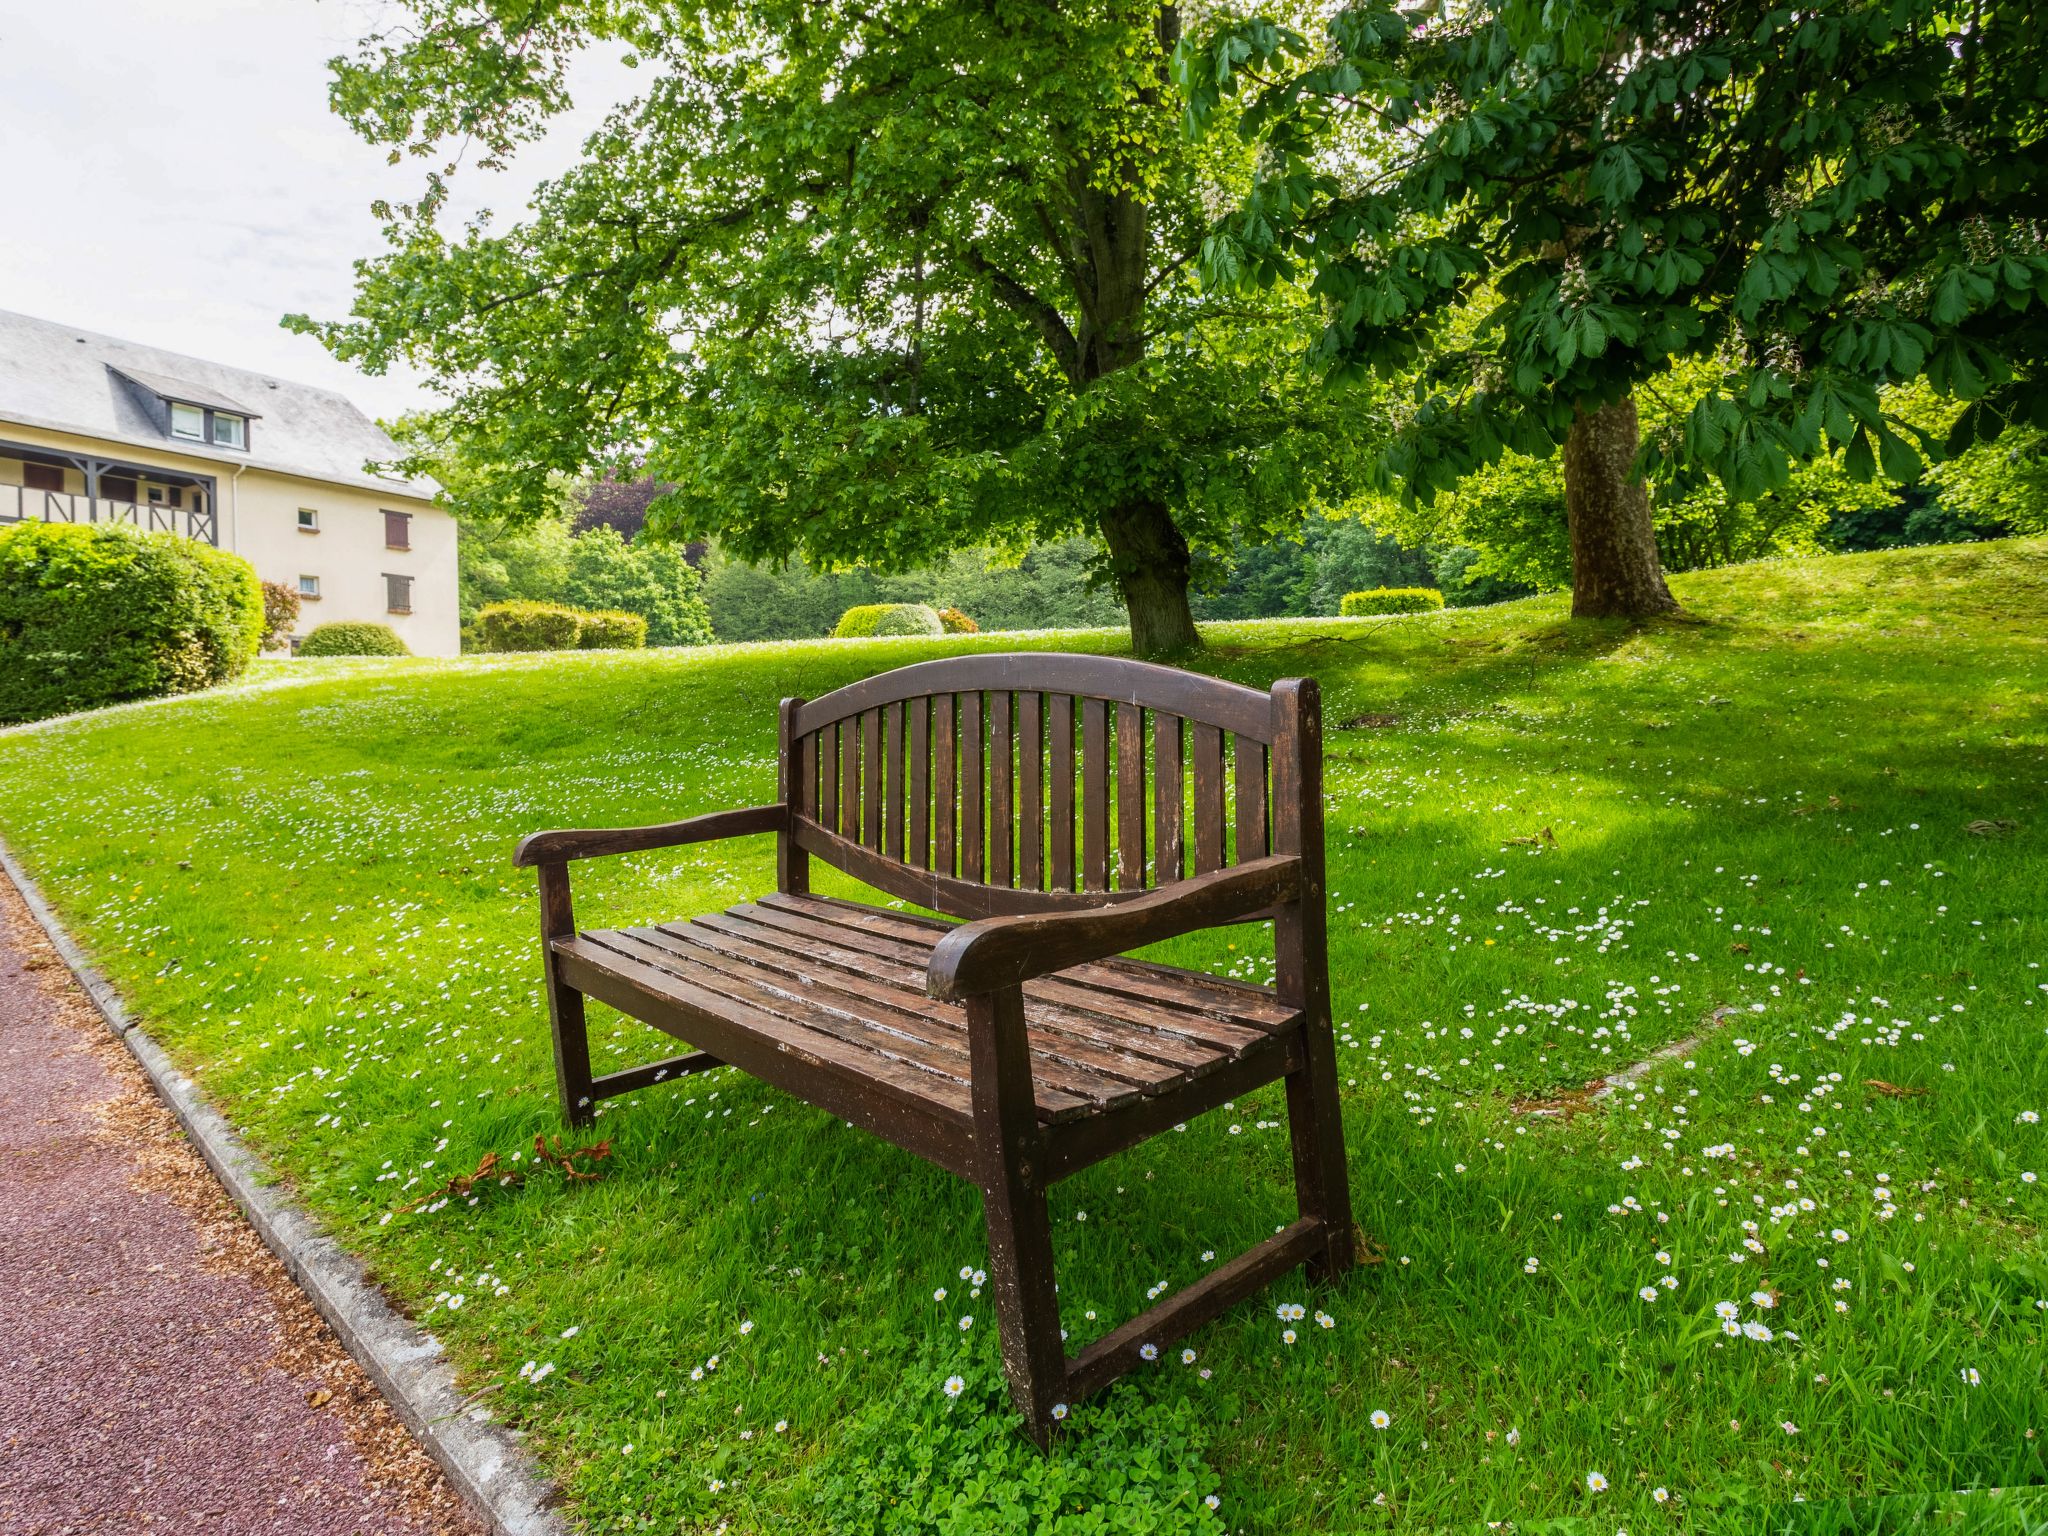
[[299, 622, 410, 657], [834, 602, 945, 638], [575, 608, 648, 649], [1338, 586, 1446, 617], [0, 521, 263, 723], [477, 600, 582, 652]]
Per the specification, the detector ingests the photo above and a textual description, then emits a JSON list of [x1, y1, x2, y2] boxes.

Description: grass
[[1, 539, 2045, 1534]]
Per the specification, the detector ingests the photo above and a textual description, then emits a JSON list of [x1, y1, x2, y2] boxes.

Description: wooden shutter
[[383, 510, 412, 550], [385, 574, 413, 613]]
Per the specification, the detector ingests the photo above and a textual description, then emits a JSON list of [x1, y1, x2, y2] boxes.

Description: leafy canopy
[[1177, 0, 2048, 507], [295, 0, 1376, 590]]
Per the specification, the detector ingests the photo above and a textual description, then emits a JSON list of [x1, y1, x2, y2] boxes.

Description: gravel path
[[0, 877, 479, 1536]]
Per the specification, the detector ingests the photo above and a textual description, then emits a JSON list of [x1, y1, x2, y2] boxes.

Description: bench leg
[[537, 861, 596, 1129], [1286, 1021, 1356, 1283], [968, 990, 1068, 1448]]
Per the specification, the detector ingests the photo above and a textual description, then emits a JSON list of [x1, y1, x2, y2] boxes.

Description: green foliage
[[0, 522, 262, 723], [816, 1336, 1223, 1536], [476, 601, 581, 653], [1339, 586, 1444, 616], [574, 609, 648, 650], [1184, 0, 2048, 511], [296, 0, 1385, 650], [834, 603, 944, 639], [935, 606, 978, 635], [260, 581, 302, 652], [558, 526, 712, 648], [298, 622, 410, 658]]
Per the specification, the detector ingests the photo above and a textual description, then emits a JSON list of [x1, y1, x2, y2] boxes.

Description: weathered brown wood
[[1080, 697, 1109, 891], [908, 697, 931, 870], [934, 694, 957, 877], [1048, 694, 1076, 891], [1063, 1217, 1327, 1403], [883, 700, 905, 862], [591, 1050, 721, 1101], [820, 723, 840, 833], [970, 986, 1067, 1446], [1271, 677, 1355, 1281], [1233, 733, 1268, 863], [862, 709, 883, 848], [928, 854, 1300, 1000], [1018, 691, 1044, 890], [518, 653, 1354, 1445], [778, 698, 810, 895], [989, 691, 1014, 888], [536, 860, 593, 1126], [1116, 702, 1146, 890], [792, 653, 1274, 742], [1191, 723, 1225, 874], [960, 692, 985, 883], [1153, 712, 1184, 886], [841, 711, 862, 842], [515, 804, 785, 868]]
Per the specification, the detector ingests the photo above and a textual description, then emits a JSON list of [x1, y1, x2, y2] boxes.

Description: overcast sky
[[0, 0, 621, 422]]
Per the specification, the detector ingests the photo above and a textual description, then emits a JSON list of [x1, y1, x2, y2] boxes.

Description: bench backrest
[[779, 655, 1323, 922]]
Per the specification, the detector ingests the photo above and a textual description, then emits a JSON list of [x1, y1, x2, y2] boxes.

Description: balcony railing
[[0, 484, 218, 546]]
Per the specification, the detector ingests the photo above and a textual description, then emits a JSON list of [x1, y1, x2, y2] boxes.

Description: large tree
[[1179, 0, 2048, 617], [295, 0, 1374, 657]]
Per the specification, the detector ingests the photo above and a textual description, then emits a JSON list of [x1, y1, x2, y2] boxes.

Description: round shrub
[[0, 521, 263, 724], [834, 602, 945, 639], [478, 600, 582, 652], [576, 608, 648, 649], [299, 622, 410, 657], [935, 605, 979, 634], [260, 580, 301, 652], [1338, 586, 1446, 617]]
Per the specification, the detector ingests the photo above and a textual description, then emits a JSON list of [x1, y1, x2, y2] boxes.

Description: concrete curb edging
[[0, 838, 570, 1536]]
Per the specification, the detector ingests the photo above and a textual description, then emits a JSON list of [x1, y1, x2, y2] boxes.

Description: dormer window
[[170, 402, 204, 441], [212, 413, 246, 449]]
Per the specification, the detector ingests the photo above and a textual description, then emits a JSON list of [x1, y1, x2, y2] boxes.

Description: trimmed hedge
[[299, 622, 410, 657], [477, 601, 583, 652], [834, 602, 945, 639], [936, 606, 979, 634], [1339, 587, 1446, 617], [576, 609, 648, 649], [0, 521, 263, 723]]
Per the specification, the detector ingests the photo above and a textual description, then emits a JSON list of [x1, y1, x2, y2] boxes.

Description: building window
[[298, 574, 320, 599], [297, 508, 319, 532], [23, 462, 64, 493], [383, 510, 412, 550], [147, 485, 184, 508], [170, 402, 204, 441], [101, 473, 138, 503], [211, 413, 246, 449], [385, 574, 413, 614]]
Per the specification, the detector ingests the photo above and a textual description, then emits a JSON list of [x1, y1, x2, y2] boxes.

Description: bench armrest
[[513, 804, 785, 868], [926, 854, 1302, 1001]]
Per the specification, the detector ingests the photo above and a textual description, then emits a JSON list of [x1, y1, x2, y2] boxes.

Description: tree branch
[[959, 247, 1081, 380]]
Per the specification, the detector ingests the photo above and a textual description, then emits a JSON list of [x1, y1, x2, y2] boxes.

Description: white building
[[0, 310, 458, 656]]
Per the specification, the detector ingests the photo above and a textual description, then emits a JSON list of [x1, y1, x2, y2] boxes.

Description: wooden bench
[[513, 654, 1354, 1443]]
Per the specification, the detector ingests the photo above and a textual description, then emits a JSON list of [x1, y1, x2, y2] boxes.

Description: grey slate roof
[[0, 309, 437, 499]]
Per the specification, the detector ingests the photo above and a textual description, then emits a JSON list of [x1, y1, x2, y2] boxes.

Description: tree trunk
[[1562, 394, 1680, 619], [1100, 500, 1201, 658]]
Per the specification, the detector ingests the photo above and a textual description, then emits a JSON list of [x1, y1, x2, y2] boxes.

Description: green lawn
[[2, 540, 2044, 1534]]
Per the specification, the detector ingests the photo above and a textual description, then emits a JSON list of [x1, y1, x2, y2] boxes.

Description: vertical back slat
[[819, 724, 840, 831], [1019, 692, 1044, 890], [908, 698, 931, 869], [1116, 701, 1146, 890], [1048, 695, 1076, 891], [1153, 713, 1184, 885], [1192, 722, 1226, 874], [960, 692, 985, 882], [862, 710, 884, 847], [989, 691, 1014, 887], [1080, 697, 1110, 891], [883, 701, 905, 861], [934, 693, 957, 876], [1233, 733, 1268, 862], [840, 714, 862, 840]]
